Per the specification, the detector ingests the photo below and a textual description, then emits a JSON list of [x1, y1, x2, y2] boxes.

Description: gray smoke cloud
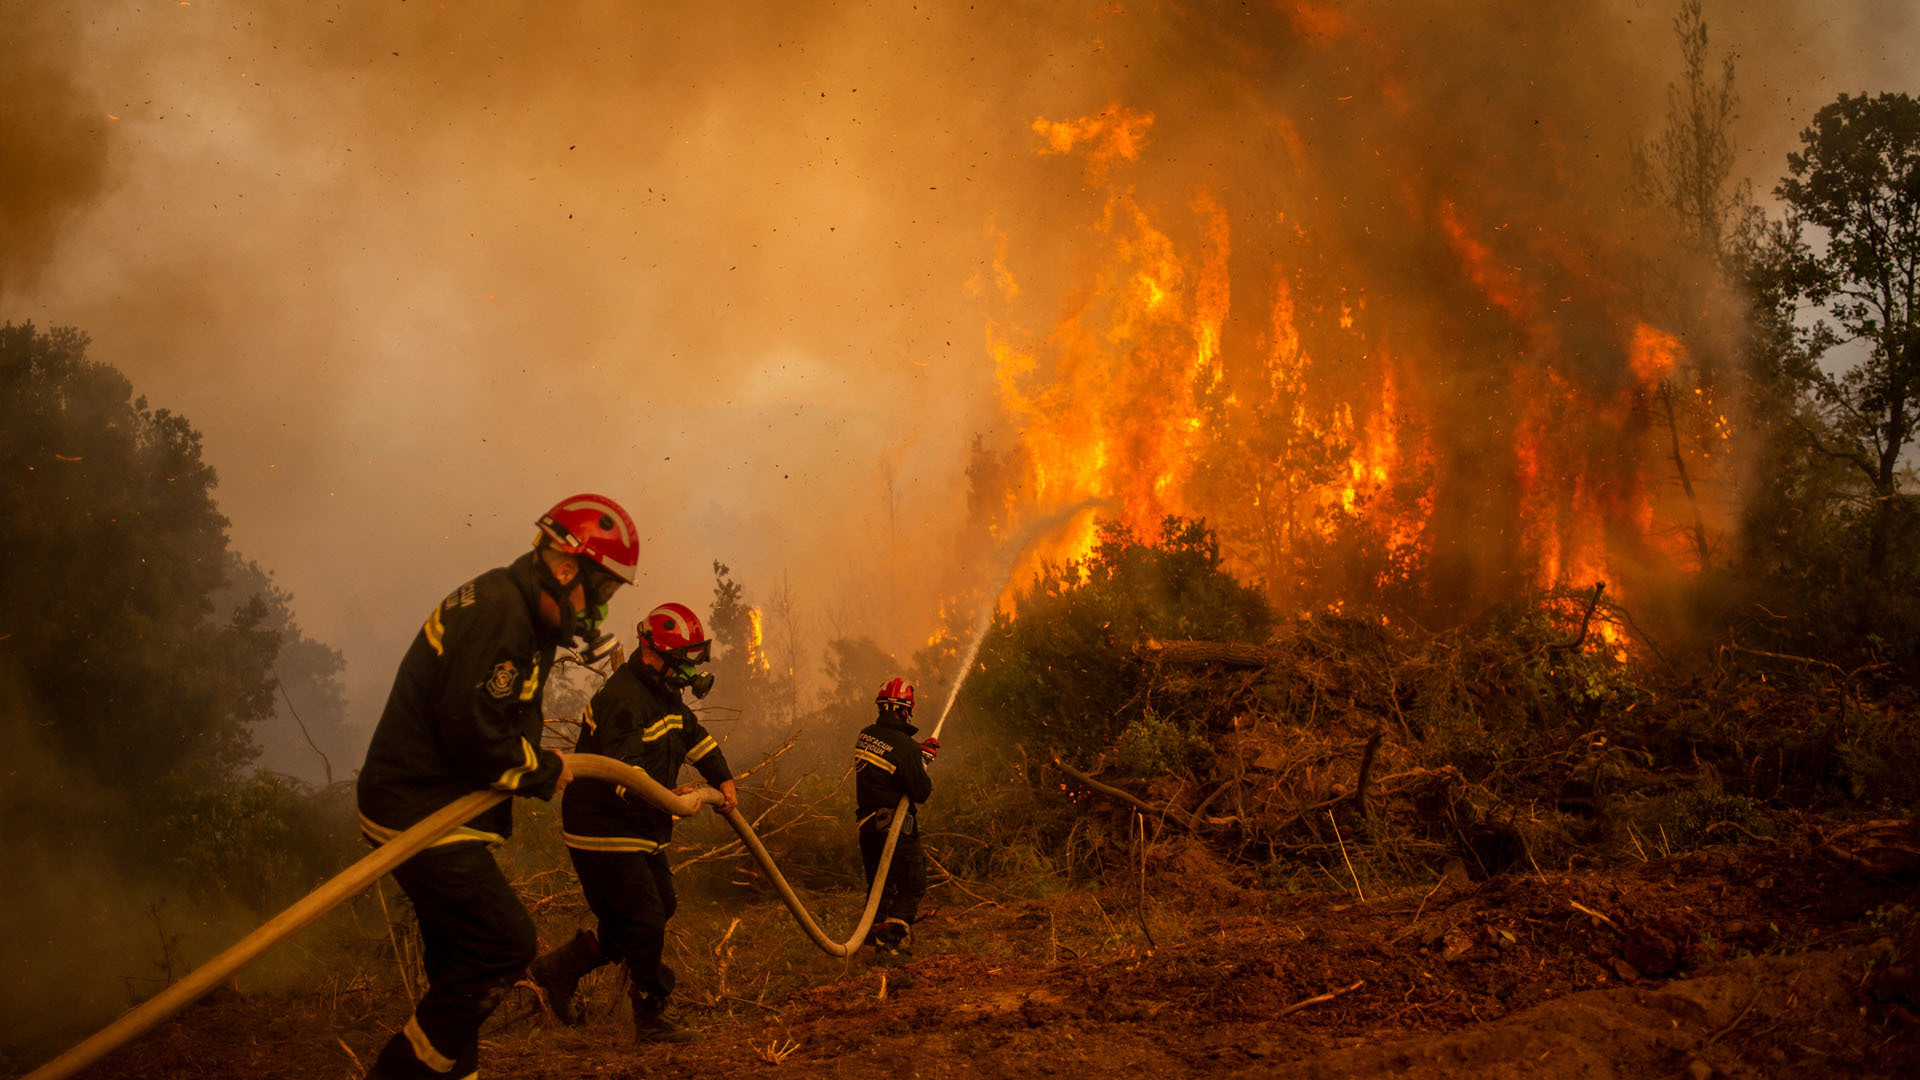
[[2, 1, 1915, 738]]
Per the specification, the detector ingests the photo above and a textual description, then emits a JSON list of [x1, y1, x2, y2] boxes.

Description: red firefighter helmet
[[640, 602, 711, 663], [536, 494, 640, 584], [876, 677, 914, 714]]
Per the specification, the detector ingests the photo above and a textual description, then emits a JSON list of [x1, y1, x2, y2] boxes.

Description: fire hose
[[27, 501, 1100, 1080], [22, 753, 913, 1080]]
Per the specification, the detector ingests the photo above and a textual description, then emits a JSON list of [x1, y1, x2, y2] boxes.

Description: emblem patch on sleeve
[[487, 660, 518, 699]]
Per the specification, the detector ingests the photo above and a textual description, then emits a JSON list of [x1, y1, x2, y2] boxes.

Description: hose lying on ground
[[22, 753, 909, 1080]]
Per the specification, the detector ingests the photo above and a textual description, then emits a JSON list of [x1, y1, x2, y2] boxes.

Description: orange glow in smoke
[[975, 8, 1739, 659]]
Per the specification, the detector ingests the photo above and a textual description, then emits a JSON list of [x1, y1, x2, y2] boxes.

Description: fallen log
[[1133, 638, 1274, 668]]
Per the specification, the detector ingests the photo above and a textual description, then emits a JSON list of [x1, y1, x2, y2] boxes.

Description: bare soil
[[42, 820, 1920, 1080]]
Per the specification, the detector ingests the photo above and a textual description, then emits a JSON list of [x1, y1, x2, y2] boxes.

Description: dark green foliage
[[1723, 92, 1920, 671], [1, 322, 354, 922], [146, 770, 361, 914], [1112, 708, 1211, 776], [1766, 94, 1920, 569], [0, 322, 276, 786], [963, 515, 1272, 760]]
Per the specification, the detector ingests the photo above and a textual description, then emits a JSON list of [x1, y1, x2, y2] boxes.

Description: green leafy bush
[[1113, 709, 1210, 777], [963, 516, 1272, 759], [145, 770, 359, 915]]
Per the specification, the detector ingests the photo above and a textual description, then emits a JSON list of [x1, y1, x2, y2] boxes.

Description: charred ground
[[54, 818, 1920, 1079], [21, 593, 1920, 1080]]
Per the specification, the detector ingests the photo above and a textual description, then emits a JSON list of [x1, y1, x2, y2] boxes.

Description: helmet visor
[[578, 560, 624, 605], [665, 640, 712, 666]]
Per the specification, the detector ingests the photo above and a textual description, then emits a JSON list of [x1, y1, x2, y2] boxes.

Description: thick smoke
[[0, 3, 112, 295], [2, 0, 1914, 721]]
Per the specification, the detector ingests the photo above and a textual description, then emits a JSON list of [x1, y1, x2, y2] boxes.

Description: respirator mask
[[575, 562, 626, 665], [540, 556, 623, 664], [659, 640, 715, 699], [665, 661, 716, 699]]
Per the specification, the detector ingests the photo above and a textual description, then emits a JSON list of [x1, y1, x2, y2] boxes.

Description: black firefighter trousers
[[572, 846, 679, 1002], [859, 812, 927, 937], [373, 842, 537, 1078]]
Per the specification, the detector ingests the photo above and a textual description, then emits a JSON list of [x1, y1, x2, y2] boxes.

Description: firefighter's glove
[[919, 736, 940, 764]]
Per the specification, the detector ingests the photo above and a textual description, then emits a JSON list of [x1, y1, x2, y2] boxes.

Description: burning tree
[[970, 4, 1750, 639]]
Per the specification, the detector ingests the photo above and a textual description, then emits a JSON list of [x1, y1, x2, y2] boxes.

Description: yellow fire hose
[[26, 503, 1098, 1080], [22, 753, 913, 1080]]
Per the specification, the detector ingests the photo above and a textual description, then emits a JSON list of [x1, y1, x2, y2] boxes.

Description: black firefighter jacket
[[356, 551, 567, 848], [560, 660, 733, 854], [853, 713, 933, 826]]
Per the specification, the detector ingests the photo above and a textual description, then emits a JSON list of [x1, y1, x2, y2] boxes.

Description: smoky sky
[[3, 1, 1915, 734]]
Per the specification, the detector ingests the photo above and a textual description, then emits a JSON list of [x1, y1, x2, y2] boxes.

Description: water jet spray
[[930, 497, 1115, 740]]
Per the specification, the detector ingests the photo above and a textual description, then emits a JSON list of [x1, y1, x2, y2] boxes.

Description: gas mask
[[538, 555, 621, 659], [572, 570, 625, 664], [664, 657, 715, 699], [647, 635, 715, 699], [578, 619, 620, 666]]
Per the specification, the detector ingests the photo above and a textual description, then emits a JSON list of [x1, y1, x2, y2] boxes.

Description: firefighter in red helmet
[[852, 677, 937, 956], [529, 602, 737, 1043], [357, 494, 639, 1080]]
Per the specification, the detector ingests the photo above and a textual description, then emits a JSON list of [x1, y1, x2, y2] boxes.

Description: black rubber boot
[[871, 917, 912, 958], [528, 930, 602, 1026], [366, 1033, 439, 1080], [366, 1021, 476, 1080], [631, 992, 697, 1044]]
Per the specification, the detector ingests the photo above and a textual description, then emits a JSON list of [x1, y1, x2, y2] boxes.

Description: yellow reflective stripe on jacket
[[358, 812, 502, 849], [562, 831, 664, 853], [686, 734, 718, 762], [518, 656, 542, 702], [581, 701, 596, 734], [641, 714, 684, 742], [403, 1015, 456, 1072], [491, 737, 539, 791], [423, 607, 446, 656], [853, 748, 895, 773]]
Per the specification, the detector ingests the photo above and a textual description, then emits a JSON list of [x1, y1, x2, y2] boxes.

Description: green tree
[[1771, 92, 1920, 578], [963, 516, 1273, 758], [0, 322, 278, 786], [218, 555, 353, 785]]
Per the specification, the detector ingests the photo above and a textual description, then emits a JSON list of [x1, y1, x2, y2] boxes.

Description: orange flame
[[977, 12, 1737, 642]]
